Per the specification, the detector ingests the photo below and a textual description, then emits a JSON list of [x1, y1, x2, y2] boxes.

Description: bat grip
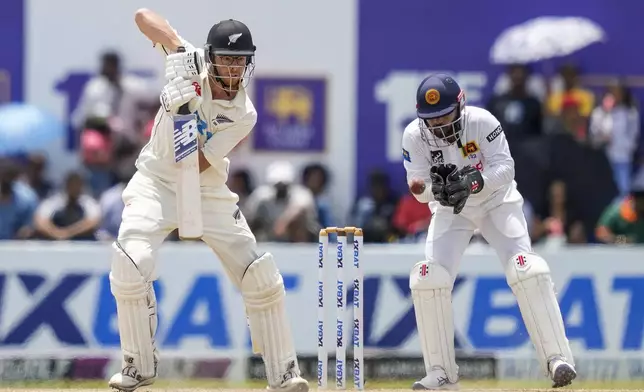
[[177, 103, 191, 115]]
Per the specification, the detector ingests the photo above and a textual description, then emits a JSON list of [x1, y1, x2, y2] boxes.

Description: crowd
[[2, 53, 644, 244]]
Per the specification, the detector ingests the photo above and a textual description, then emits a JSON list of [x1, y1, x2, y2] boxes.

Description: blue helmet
[[416, 73, 466, 147]]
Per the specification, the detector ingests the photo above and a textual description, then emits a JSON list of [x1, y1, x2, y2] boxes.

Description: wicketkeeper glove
[[429, 165, 453, 207], [445, 165, 484, 214]]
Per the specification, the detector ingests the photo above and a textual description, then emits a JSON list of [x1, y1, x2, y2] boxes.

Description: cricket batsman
[[402, 74, 576, 389], [107, 8, 308, 392]]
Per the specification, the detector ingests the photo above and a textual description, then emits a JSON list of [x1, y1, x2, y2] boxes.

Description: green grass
[[0, 379, 643, 390]]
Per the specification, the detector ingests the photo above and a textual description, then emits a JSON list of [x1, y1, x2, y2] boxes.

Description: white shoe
[[549, 358, 576, 388], [268, 375, 309, 392], [412, 368, 459, 390], [108, 366, 156, 392]]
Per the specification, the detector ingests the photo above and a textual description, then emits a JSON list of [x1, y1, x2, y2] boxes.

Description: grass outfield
[[0, 379, 642, 390]]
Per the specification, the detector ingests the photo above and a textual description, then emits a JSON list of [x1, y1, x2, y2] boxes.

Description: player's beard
[[434, 127, 458, 144]]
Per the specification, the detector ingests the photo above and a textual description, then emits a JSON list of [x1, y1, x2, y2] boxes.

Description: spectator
[[487, 64, 543, 148], [546, 64, 595, 119], [0, 160, 38, 240], [302, 163, 334, 228], [96, 165, 136, 241], [228, 169, 254, 218], [522, 199, 549, 243], [546, 121, 618, 243], [596, 189, 644, 244], [23, 153, 52, 199], [72, 51, 156, 143], [34, 172, 101, 241], [246, 161, 319, 242], [493, 65, 548, 102], [589, 83, 640, 198], [73, 51, 156, 196], [545, 96, 588, 141], [80, 123, 114, 197], [351, 170, 399, 243], [392, 193, 431, 240]]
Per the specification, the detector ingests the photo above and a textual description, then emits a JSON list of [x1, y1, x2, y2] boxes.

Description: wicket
[[317, 226, 364, 390]]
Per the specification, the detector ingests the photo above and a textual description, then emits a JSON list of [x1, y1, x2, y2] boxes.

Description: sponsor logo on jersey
[[402, 148, 411, 162], [486, 125, 503, 143], [212, 114, 234, 126], [430, 150, 444, 164], [460, 141, 479, 157]]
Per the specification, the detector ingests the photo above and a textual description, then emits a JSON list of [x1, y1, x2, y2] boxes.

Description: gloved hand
[[429, 165, 454, 207], [164, 47, 204, 80], [445, 165, 484, 214], [160, 77, 202, 114]]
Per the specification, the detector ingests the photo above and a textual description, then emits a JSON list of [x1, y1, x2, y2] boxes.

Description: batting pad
[[505, 252, 574, 376], [110, 244, 158, 379], [241, 252, 299, 388], [409, 260, 459, 382]]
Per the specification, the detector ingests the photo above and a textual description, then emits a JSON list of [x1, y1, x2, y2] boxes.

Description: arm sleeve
[[35, 195, 63, 220], [402, 129, 433, 204], [479, 113, 515, 193], [201, 110, 257, 165]]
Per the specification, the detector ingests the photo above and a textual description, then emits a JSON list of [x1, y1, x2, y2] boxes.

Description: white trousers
[[116, 171, 258, 287], [425, 199, 532, 278]]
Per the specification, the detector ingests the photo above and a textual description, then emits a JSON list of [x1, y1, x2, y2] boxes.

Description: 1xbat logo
[[336, 359, 344, 386], [317, 320, 324, 347], [318, 281, 324, 307], [353, 240, 360, 267], [318, 242, 324, 267], [353, 318, 360, 347], [336, 320, 344, 347]]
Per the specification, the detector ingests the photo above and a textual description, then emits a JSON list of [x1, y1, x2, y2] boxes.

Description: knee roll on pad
[[109, 242, 158, 379], [409, 260, 458, 383], [241, 252, 300, 388], [111, 240, 156, 282], [505, 252, 574, 375]]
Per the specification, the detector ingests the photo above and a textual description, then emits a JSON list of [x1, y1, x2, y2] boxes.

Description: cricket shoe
[[108, 365, 156, 392], [267, 376, 309, 392], [412, 367, 459, 390], [549, 357, 577, 388]]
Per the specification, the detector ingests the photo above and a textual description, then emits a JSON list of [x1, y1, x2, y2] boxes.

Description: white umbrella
[[490, 16, 606, 65]]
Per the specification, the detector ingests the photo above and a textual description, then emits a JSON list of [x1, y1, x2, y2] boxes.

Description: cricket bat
[[173, 107, 203, 239]]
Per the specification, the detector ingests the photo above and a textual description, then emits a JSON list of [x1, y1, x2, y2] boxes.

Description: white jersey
[[135, 42, 257, 196], [402, 106, 521, 209]]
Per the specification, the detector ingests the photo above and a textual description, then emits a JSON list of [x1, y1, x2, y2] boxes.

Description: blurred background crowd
[[2, 30, 644, 246]]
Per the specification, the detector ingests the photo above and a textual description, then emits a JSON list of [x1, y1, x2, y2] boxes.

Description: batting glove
[[164, 49, 203, 80], [160, 77, 202, 113]]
